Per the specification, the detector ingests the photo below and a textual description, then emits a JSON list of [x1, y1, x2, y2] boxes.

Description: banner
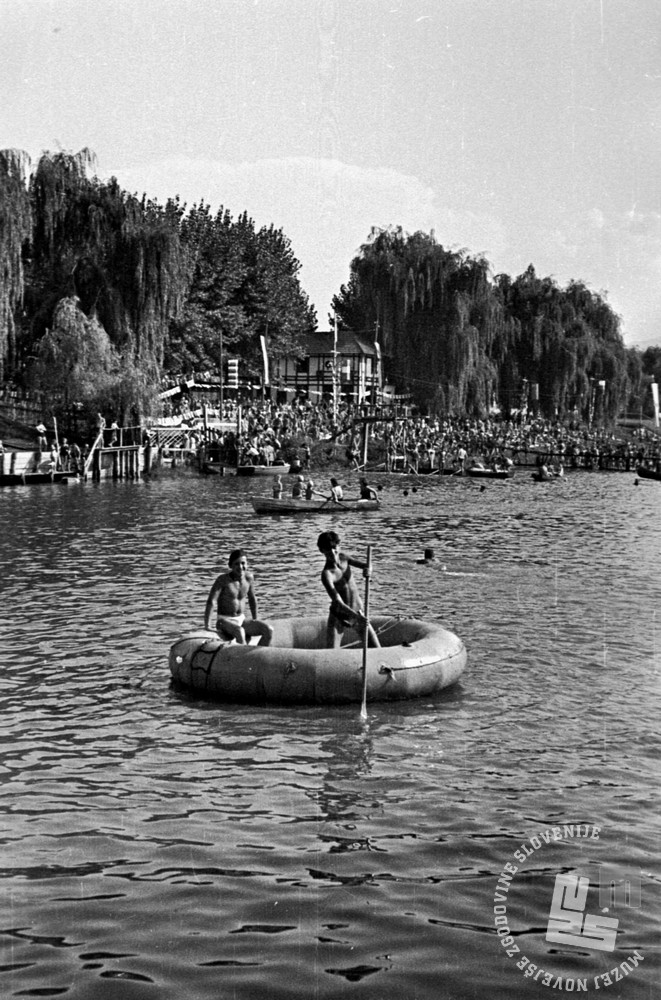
[[652, 382, 659, 428], [260, 335, 270, 385], [374, 339, 382, 388]]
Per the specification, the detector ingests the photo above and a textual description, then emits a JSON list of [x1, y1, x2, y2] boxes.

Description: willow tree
[[333, 227, 632, 421], [333, 228, 501, 415], [0, 149, 31, 382], [30, 295, 119, 420], [24, 150, 186, 417]]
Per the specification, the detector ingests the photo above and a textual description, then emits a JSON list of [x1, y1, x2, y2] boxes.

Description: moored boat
[[0, 469, 74, 487], [251, 496, 381, 514], [169, 615, 467, 705], [465, 466, 514, 480], [237, 463, 294, 477], [636, 465, 661, 481]]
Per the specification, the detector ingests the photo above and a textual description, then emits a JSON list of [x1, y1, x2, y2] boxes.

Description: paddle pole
[[360, 545, 372, 721]]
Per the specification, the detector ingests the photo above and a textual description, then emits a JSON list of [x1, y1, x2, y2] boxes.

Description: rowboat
[[465, 466, 514, 480], [169, 615, 467, 705], [237, 463, 293, 477], [251, 496, 380, 514], [0, 470, 74, 487], [636, 465, 661, 481]]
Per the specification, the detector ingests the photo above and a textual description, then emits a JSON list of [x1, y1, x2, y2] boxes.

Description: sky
[[2, 0, 660, 346]]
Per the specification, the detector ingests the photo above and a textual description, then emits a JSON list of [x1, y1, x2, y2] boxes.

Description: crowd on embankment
[[196, 398, 660, 473], [3, 396, 659, 476]]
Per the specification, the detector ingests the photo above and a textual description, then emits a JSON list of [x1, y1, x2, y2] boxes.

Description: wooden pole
[[360, 545, 372, 721]]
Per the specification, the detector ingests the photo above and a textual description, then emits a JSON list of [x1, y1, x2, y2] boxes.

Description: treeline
[[2, 152, 658, 427], [0, 148, 314, 425], [333, 227, 659, 422]]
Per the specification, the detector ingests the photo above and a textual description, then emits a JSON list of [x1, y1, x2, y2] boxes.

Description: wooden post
[[361, 420, 369, 467], [360, 545, 372, 722]]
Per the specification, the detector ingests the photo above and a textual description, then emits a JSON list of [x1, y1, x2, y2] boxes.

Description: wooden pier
[[90, 444, 143, 481]]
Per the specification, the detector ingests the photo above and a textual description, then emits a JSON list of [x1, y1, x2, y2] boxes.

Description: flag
[[652, 382, 659, 428], [374, 339, 382, 381], [260, 335, 270, 385]]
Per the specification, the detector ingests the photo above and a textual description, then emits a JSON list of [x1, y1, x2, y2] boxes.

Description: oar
[[360, 544, 372, 722]]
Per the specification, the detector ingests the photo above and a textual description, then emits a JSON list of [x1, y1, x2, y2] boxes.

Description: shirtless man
[[358, 477, 377, 500], [329, 478, 343, 502], [317, 531, 381, 649], [204, 549, 273, 646]]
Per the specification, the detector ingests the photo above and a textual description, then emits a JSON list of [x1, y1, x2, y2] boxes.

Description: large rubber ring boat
[[169, 615, 467, 705]]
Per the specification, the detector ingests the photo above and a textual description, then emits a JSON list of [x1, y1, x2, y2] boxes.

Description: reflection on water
[[0, 471, 659, 998]]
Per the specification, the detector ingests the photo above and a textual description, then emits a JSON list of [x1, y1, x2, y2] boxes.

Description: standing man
[[316, 531, 381, 649], [204, 549, 273, 646]]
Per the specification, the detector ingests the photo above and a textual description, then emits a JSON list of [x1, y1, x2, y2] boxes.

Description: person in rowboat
[[204, 549, 273, 646], [317, 531, 381, 649], [292, 474, 305, 498], [359, 477, 378, 500]]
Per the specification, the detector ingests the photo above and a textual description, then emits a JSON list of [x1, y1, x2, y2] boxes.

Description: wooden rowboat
[[169, 615, 467, 705], [636, 465, 661, 481], [0, 470, 74, 487], [237, 463, 293, 477], [251, 496, 381, 514], [465, 466, 514, 480]]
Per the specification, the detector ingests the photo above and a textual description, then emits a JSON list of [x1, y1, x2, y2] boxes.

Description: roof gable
[[304, 330, 375, 357]]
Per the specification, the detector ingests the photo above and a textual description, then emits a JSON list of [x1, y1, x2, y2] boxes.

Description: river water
[[1, 469, 659, 999]]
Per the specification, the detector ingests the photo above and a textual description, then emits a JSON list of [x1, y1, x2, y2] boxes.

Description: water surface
[[1, 470, 659, 998]]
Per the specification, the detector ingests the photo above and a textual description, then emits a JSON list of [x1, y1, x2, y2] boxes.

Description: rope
[[341, 613, 412, 648]]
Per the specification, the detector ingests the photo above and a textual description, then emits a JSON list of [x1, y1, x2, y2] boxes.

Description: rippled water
[[1, 469, 659, 999]]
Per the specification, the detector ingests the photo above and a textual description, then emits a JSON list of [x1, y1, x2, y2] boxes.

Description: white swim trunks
[[216, 613, 245, 631]]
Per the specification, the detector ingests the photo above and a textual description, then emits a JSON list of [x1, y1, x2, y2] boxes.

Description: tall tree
[[0, 149, 31, 382], [30, 295, 119, 419], [27, 151, 186, 375], [334, 227, 630, 421], [166, 207, 314, 382]]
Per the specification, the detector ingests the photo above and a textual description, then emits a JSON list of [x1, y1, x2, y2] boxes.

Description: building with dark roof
[[271, 329, 380, 402]]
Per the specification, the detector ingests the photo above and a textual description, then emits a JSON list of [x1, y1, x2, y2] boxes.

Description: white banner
[[652, 382, 659, 427], [374, 339, 382, 387], [260, 335, 270, 385]]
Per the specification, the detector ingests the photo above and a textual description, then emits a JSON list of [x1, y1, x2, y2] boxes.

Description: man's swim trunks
[[216, 613, 245, 636]]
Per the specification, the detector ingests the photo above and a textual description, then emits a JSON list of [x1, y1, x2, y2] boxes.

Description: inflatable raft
[[169, 615, 467, 705]]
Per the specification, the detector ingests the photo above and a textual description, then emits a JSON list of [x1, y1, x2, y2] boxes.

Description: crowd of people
[[10, 394, 659, 477], [196, 397, 660, 474]]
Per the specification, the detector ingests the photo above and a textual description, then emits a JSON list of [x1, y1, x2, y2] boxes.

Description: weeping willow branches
[[333, 227, 632, 420], [0, 149, 32, 382]]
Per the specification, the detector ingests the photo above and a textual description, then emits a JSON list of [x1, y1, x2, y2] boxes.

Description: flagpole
[[333, 313, 338, 423]]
